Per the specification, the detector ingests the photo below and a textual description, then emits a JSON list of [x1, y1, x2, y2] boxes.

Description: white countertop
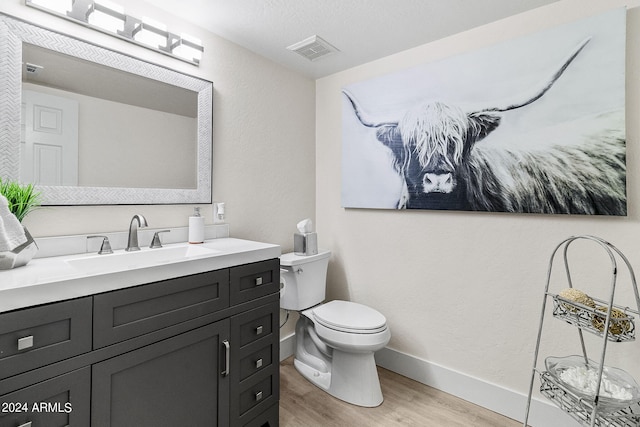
[[0, 238, 281, 314]]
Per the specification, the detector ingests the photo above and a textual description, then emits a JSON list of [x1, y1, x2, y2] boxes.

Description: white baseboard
[[374, 347, 580, 427], [280, 332, 296, 362]]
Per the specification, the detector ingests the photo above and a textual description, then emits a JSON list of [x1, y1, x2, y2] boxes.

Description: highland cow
[[343, 37, 626, 215]]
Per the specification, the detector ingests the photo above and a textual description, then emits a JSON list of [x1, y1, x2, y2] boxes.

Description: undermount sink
[[66, 244, 220, 272]]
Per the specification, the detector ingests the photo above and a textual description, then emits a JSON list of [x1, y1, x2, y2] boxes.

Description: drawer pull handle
[[18, 422, 32, 427], [255, 277, 263, 286], [221, 340, 230, 377], [256, 358, 263, 369], [255, 325, 263, 335], [255, 391, 263, 401], [18, 336, 34, 351]]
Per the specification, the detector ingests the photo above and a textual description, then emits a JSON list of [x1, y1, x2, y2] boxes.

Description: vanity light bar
[[88, 0, 125, 33], [25, 0, 204, 66], [133, 17, 168, 49], [170, 33, 203, 64]]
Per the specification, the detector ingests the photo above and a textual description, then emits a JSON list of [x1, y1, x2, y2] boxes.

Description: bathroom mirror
[[0, 14, 212, 205]]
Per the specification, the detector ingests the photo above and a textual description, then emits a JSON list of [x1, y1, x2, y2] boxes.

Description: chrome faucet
[[125, 214, 148, 251]]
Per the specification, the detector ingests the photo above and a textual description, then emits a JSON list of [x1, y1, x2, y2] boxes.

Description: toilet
[[280, 250, 391, 407]]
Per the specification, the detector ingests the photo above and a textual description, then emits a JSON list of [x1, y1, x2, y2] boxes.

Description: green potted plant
[[0, 178, 41, 269], [0, 179, 41, 222]]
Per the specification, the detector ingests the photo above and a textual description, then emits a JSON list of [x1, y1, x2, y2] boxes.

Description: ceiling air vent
[[287, 35, 339, 62]]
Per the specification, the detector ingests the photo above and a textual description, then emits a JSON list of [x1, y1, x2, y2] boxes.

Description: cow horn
[[342, 90, 399, 128], [476, 37, 592, 113]]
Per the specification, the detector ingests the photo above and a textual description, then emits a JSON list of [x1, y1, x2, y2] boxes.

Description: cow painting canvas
[[341, 9, 626, 215]]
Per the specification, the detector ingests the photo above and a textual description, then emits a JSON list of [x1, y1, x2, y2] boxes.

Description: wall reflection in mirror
[[21, 44, 198, 190]]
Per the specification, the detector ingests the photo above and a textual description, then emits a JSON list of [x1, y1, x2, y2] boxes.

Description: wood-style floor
[[279, 357, 521, 426]]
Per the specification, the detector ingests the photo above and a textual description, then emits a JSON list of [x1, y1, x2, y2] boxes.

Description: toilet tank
[[280, 250, 331, 310]]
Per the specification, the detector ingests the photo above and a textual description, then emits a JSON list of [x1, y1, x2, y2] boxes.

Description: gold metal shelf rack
[[524, 235, 640, 427]]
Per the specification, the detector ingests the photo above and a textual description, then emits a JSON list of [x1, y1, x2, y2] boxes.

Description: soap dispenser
[[188, 207, 204, 244]]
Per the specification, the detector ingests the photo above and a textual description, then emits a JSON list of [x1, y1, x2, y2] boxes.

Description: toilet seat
[[311, 300, 387, 334]]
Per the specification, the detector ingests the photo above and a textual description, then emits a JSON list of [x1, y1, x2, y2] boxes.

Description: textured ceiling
[[143, 0, 560, 79]]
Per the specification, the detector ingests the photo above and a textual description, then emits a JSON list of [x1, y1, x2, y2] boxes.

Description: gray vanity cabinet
[[0, 258, 280, 427]]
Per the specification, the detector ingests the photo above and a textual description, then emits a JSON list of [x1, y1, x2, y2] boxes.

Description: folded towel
[[0, 194, 27, 252]]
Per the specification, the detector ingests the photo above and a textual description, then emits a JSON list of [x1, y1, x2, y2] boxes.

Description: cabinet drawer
[[232, 303, 277, 349], [230, 259, 279, 305], [0, 298, 92, 380], [0, 366, 90, 427], [239, 340, 275, 382], [243, 402, 279, 427], [93, 269, 229, 348], [237, 368, 277, 421]]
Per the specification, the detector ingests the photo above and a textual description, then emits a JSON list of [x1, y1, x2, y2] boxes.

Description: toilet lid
[[312, 300, 387, 333]]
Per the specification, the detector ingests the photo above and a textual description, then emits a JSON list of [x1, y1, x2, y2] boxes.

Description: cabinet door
[[91, 320, 230, 427], [0, 367, 90, 427]]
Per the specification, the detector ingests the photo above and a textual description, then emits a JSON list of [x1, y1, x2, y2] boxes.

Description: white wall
[[1, 0, 316, 252], [316, 0, 640, 419]]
